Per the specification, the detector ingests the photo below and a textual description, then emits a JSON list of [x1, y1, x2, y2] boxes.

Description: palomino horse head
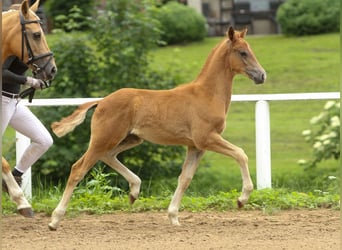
[[2, 0, 57, 81], [227, 27, 266, 84]]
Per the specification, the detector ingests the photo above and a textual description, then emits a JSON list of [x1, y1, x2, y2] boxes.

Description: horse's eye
[[239, 51, 248, 57], [33, 32, 41, 40]]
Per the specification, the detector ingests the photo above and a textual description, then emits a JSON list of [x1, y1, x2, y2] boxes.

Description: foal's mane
[[193, 29, 248, 84], [193, 38, 231, 83]]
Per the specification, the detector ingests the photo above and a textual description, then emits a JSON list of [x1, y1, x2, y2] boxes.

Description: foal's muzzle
[[247, 69, 266, 85]]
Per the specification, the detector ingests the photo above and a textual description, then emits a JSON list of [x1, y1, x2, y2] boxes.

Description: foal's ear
[[30, 0, 40, 13], [240, 28, 248, 38], [227, 26, 236, 42]]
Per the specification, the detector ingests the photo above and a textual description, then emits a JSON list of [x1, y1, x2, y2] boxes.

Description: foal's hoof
[[129, 194, 137, 205], [237, 199, 244, 209], [18, 207, 34, 218], [48, 223, 57, 231]]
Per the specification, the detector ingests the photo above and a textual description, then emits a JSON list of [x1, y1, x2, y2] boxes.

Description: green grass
[[5, 189, 340, 216], [2, 169, 339, 216], [150, 33, 339, 93]]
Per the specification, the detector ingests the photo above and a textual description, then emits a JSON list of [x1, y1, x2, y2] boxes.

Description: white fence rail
[[16, 92, 340, 198]]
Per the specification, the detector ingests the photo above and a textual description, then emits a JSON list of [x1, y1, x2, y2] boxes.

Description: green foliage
[[155, 2, 207, 45], [45, 0, 95, 28], [299, 101, 340, 168], [246, 188, 340, 211], [46, 34, 98, 97], [276, 0, 340, 36], [92, 0, 162, 90], [53, 5, 92, 32]]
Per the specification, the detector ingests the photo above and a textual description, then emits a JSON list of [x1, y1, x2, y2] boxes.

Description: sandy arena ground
[[1, 209, 340, 250]]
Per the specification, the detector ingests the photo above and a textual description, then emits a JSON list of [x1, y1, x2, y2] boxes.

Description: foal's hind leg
[[101, 134, 143, 204], [49, 151, 99, 231], [168, 147, 204, 226]]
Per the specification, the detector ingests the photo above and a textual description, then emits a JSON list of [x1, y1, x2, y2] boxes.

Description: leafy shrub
[[53, 5, 92, 32], [155, 2, 207, 45], [276, 0, 340, 36], [299, 101, 340, 168], [45, 34, 98, 97], [91, 0, 162, 90], [45, 0, 95, 30]]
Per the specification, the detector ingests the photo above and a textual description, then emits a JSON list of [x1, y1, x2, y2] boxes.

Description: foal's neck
[[194, 39, 234, 101]]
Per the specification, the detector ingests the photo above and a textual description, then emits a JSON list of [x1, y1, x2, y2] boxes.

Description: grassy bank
[[2, 185, 339, 216]]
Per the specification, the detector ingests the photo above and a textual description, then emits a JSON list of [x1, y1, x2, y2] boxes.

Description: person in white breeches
[[2, 55, 52, 189], [2, 96, 53, 175]]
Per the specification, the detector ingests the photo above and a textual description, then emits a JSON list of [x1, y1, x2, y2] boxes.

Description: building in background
[[3, 0, 285, 36], [187, 0, 285, 36]]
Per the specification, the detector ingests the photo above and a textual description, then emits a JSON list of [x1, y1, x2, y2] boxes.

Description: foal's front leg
[[101, 134, 144, 204], [101, 155, 142, 204], [168, 147, 204, 225], [204, 133, 253, 207]]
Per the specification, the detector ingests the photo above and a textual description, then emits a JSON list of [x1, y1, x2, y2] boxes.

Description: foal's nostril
[[261, 73, 266, 81], [51, 66, 57, 77]]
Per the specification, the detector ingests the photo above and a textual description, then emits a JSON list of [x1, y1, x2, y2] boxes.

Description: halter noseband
[[19, 9, 54, 75]]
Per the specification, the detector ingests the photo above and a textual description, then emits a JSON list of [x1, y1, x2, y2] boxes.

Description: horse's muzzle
[[254, 71, 266, 84], [247, 69, 266, 85], [48, 65, 57, 80]]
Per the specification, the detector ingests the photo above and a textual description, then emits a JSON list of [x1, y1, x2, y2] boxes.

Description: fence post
[[16, 132, 32, 199], [255, 100, 272, 189]]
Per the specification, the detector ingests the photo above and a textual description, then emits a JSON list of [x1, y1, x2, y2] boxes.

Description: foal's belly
[[130, 127, 194, 146]]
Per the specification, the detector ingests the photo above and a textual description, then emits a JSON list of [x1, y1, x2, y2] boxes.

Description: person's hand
[[26, 77, 49, 89]]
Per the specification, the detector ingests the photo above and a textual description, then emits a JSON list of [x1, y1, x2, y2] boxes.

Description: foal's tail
[[51, 101, 99, 137]]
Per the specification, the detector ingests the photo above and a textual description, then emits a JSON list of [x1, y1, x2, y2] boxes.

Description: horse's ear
[[227, 26, 236, 42], [240, 28, 248, 38], [21, 0, 30, 16], [30, 0, 40, 13]]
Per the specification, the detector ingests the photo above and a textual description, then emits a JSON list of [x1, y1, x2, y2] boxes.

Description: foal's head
[[227, 27, 266, 84]]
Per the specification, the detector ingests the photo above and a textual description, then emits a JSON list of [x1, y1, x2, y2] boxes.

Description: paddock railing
[[15, 92, 340, 198]]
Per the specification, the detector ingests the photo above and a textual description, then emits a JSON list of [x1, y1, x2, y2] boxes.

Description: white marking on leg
[[168, 147, 204, 226]]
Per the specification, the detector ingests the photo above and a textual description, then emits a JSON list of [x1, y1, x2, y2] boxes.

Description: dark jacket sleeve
[[2, 68, 27, 85]]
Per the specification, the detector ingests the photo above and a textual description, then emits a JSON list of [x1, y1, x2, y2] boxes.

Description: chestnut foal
[[49, 27, 266, 230]]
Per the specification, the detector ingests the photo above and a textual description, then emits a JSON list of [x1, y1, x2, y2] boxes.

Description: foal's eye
[[239, 51, 248, 57], [33, 32, 41, 40]]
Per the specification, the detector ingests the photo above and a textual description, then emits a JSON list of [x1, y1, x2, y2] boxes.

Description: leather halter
[[19, 9, 54, 76]]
